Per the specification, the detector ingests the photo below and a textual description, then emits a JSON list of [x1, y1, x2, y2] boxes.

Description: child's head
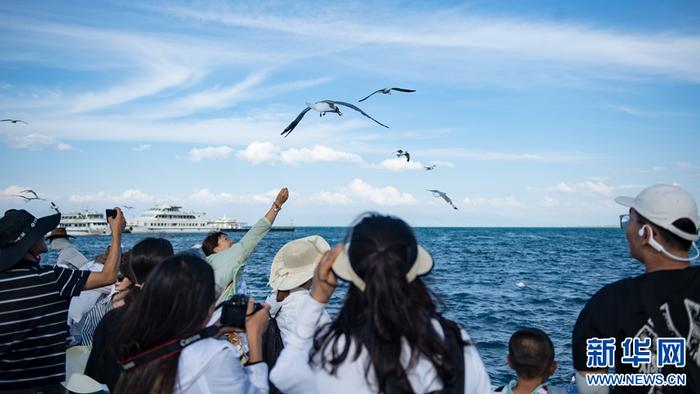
[[507, 327, 557, 382]]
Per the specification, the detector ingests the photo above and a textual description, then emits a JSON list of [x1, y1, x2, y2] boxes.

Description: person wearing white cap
[[572, 184, 700, 393], [265, 235, 332, 346], [270, 213, 491, 394]]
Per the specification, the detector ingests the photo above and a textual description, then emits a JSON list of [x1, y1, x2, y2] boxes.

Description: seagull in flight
[[281, 100, 388, 137], [427, 189, 458, 210], [358, 88, 416, 102], [395, 149, 410, 162], [1, 119, 27, 124], [14, 189, 45, 202], [424, 164, 436, 171]]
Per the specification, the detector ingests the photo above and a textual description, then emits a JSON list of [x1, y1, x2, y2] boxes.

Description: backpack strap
[[433, 317, 465, 394]]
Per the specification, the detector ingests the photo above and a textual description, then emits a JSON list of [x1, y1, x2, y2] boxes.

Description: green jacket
[[206, 217, 271, 304]]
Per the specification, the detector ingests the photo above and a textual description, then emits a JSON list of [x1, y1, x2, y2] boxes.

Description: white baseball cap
[[615, 184, 699, 241]]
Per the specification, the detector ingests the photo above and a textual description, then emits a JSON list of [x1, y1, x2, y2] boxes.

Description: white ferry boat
[[128, 205, 214, 233], [59, 211, 111, 236], [207, 216, 247, 231]]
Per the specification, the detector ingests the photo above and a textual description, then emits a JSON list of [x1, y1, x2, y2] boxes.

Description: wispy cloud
[[187, 145, 234, 162], [461, 195, 524, 212], [2, 132, 73, 151], [134, 144, 152, 152], [0, 185, 31, 199], [68, 189, 157, 204], [164, 4, 700, 82]]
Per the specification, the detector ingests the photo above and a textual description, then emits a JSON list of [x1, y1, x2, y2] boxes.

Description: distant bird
[[424, 164, 436, 171], [122, 205, 134, 210], [427, 189, 458, 210], [1, 119, 27, 124], [395, 149, 410, 162], [281, 100, 388, 137], [14, 189, 45, 202], [358, 88, 416, 102]]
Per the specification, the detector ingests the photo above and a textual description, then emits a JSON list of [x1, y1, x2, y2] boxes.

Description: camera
[[220, 294, 263, 330], [105, 209, 117, 221]]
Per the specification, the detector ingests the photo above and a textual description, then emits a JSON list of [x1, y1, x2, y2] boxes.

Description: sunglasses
[[619, 214, 630, 230]]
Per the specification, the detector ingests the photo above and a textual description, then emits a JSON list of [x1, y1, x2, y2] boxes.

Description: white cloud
[[281, 145, 363, 165], [578, 180, 614, 195], [309, 191, 353, 206], [0, 185, 31, 199], [554, 182, 575, 193], [462, 195, 523, 211], [55, 143, 73, 151], [3, 132, 74, 151], [166, 5, 700, 81], [541, 196, 558, 207], [237, 142, 363, 166], [543, 179, 616, 196], [134, 144, 151, 152], [188, 145, 233, 162], [68, 189, 156, 204], [189, 188, 241, 204], [346, 178, 417, 206], [252, 189, 284, 204], [236, 142, 281, 164], [375, 158, 424, 172], [4, 133, 56, 150], [675, 161, 699, 170], [430, 160, 455, 168]]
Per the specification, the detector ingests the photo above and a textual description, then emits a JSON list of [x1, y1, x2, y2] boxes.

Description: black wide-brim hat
[[0, 210, 61, 272]]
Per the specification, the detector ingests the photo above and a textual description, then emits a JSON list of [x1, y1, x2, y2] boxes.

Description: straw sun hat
[[268, 235, 330, 291]]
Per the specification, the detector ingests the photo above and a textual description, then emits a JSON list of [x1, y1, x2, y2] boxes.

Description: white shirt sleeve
[[461, 329, 492, 394], [270, 294, 326, 394], [183, 347, 269, 394]]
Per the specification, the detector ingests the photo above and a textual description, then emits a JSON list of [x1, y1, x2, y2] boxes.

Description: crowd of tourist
[[0, 184, 698, 394]]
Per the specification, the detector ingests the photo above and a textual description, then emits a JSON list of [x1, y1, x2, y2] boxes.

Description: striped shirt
[[0, 260, 90, 390]]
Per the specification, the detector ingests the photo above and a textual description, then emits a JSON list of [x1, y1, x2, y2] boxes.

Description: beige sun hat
[[268, 235, 330, 291], [61, 373, 108, 393], [332, 243, 434, 291]]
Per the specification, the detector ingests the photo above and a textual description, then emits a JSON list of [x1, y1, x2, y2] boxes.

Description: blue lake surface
[[46, 226, 657, 386]]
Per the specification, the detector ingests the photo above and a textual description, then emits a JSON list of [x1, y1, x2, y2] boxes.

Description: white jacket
[[270, 294, 492, 394], [50, 238, 89, 269], [265, 288, 331, 346], [175, 337, 268, 394]]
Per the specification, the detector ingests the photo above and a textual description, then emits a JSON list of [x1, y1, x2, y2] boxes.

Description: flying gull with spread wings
[[1, 119, 27, 124], [427, 189, 458, 210], [358, 88, 416, 102], [424, 164, 436, 171], [14, 189, 45, 202], [281, 100, 388, 137], [395, 149, 410, 162]]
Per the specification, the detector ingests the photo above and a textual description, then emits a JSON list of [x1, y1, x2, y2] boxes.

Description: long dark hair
[[124, 238, 174, 285], [114, 253, 216, 394], [120, 238, 173, 305], [310, 213, 467, 393]]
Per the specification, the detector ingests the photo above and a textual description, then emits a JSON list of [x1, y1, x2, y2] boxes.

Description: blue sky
[[1, 0, 699, 226]]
